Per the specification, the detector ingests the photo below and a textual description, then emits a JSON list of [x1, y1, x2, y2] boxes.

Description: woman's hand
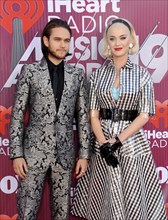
[[106, 138, 116, 144]]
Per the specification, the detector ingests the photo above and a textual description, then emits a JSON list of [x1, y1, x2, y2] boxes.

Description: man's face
[[43, 27, 71, 64]]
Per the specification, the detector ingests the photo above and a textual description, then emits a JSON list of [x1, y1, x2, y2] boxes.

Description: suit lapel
[[38, 59, 75, 116], [39, 58, 52, 91], [57, 63, 74, 116], [38, 58, 57, 111]]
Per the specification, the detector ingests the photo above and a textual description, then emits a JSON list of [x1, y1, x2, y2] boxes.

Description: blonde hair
[[103, 18, 139, 58]]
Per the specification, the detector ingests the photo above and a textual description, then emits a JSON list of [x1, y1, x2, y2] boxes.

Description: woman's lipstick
[[115, 48, 122, 51]]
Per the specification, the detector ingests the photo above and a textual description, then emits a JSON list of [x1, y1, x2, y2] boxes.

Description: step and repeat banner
[[0, 0, 168, 219]]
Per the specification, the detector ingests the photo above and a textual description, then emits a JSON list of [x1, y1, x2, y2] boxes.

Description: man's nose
[[60, 40, 66, 47]]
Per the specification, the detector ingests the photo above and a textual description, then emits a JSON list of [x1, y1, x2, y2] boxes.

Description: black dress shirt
[[47, 59, 64, 111]]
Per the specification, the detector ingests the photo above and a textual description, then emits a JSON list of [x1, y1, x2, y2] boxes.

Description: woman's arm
[[90, 109, 150, 145], [109, 112, 149, 143], [112, 69, 155, 144], [90, 109, 106, 145]]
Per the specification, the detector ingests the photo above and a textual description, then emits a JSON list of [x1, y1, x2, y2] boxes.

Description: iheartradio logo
[[0, 214, 18, 220], [0, 0, 44, 33]]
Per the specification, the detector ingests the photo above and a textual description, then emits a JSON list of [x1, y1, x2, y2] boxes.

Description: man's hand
[[13, 158, 28, 179], [75, 158, 88, 179]]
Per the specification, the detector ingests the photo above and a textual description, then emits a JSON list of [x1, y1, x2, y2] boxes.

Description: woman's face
[[106, 22, 132, 59]]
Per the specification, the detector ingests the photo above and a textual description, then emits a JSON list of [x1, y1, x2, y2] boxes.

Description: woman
[[71, 18, 167, 220]]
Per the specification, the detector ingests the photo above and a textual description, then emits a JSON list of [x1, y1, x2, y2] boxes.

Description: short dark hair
[[41, 18, 72, 58]]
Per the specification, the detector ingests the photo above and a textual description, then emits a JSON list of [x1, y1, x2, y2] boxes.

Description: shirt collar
[[47, 59, 64, 72], [125, 57, 133, 68], [109, 57, 133, 69]]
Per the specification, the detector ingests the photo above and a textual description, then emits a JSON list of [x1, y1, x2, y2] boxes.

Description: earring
[[129, 43, 133, 49], [107, 45, 112, 57]]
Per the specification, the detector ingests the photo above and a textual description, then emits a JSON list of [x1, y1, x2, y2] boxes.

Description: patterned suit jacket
[[10, 58, 90, 170]]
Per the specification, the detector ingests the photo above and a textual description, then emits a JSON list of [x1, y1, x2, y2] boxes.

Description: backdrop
[[0, 0, 168, 219]]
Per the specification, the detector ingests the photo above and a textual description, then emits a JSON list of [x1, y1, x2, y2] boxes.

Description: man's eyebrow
[[53, 37, 70, 40]]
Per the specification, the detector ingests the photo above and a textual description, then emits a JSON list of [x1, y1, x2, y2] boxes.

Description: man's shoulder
[[24, 58, 47, 70]]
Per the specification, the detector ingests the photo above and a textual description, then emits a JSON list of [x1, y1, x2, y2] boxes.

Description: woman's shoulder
[[132, 63, 151, 77], [91, 61, 113, 78], [132, 63, 153, 86]]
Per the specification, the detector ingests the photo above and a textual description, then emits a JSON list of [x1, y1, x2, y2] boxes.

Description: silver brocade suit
[[10, 58, 90, 220]]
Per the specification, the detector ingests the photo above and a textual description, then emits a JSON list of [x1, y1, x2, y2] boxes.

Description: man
[[10, 18, 90, 220]]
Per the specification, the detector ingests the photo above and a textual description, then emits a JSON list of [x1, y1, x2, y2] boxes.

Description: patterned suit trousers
[[17, 163, 72, 220]]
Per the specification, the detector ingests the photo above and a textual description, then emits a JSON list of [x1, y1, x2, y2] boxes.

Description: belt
[[100, 108, 138, 122]]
